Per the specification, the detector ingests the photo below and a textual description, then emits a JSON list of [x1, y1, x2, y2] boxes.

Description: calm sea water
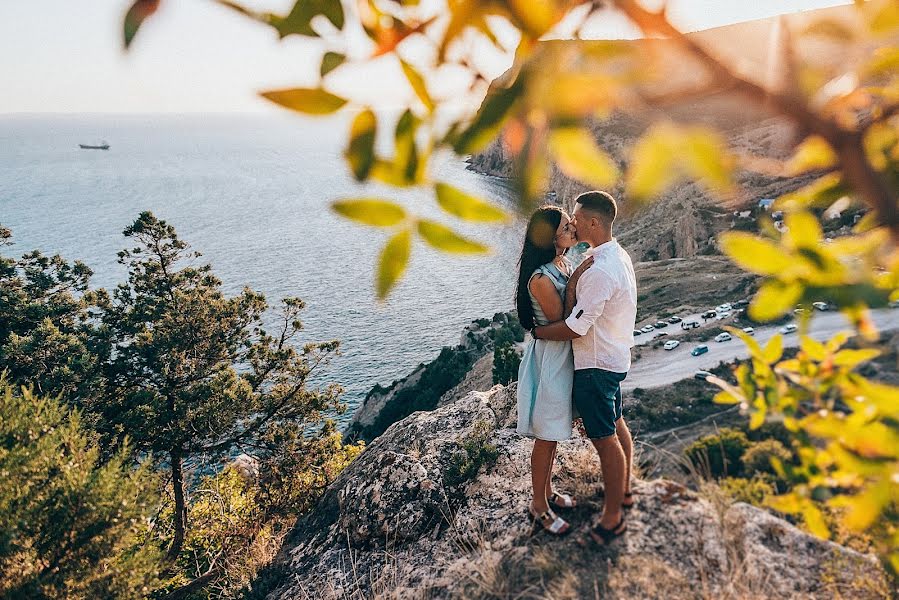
[[0, 113, 526, 427]]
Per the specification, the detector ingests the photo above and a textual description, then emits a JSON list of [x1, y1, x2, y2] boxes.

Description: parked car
[[663, 340, 680, 351], [715, 332, 732, 342], [681, 320, 700, 330], [890, 300, 899, 309], [654, 321, 669, 328], [640, 325, 655, 333], [702, 310, 717, 319], [694, 370, 712, 380], [812, 301, 830, 311], [742, 327, 755, 335], [633, 329, 642, 336], [656, 332, 669, 337], [716, 303, 732, 313], [691, 345, 709, 356], [733, 299, 750, 309], [717, 311, 731, 319], [667, 316, 682, 324], [780, 323, 798, 334]]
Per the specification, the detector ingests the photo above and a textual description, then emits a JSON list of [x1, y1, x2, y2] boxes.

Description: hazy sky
[[0, 0, 851, 114]]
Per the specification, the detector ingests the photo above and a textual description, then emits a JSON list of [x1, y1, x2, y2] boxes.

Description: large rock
[[258, 385, 888, 599]]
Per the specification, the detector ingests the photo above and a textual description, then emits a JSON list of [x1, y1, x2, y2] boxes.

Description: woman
[[515, 205, 585, 536]]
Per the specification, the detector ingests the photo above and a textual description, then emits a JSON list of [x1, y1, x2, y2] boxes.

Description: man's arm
[[533, 318, 581, 341]]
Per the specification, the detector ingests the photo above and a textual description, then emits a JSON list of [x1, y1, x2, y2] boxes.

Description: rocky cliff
[[255, 385, 889, 599]]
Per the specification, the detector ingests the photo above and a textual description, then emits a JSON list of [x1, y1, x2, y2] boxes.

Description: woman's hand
[[564, 256, 593, 317]]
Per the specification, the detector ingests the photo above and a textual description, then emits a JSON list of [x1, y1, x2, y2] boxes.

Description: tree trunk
[[168, 447, 188, 559]]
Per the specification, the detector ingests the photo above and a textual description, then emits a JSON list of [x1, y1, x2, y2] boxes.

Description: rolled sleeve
[[564, 268, 611, 336]]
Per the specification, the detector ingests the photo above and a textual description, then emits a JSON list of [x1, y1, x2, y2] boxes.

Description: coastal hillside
[[252, 385, 890, 599], [468, 4, 866, 263]]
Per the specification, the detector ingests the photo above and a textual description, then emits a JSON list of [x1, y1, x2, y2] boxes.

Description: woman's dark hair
[[516, 205, 564, 330]]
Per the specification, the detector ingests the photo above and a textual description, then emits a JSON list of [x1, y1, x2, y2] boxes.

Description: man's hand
[[564, 256, 594, 317]]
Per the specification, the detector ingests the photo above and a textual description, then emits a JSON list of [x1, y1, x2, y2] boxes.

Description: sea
[[0, 113, 527, 428]]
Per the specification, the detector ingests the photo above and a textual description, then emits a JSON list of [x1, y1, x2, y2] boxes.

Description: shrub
[[444, 421, 500, 489], [721, 475, 776, 507], [493, 342, 521, 385], [743, 439, 792, 478], [683, 428, 751, 478], [0, 380, 161, 599]]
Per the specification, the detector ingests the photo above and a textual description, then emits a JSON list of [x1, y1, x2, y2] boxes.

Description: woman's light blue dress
[[516, 259, 575, 442]]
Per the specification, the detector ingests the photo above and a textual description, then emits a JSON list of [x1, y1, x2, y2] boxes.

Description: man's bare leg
[[616, 417, 633, 498], [591, 435, 625, 529]]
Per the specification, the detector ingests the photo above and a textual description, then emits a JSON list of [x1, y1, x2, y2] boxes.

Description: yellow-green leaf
[[800, 336, 827, 361], [320, 51, 346, 76], [713, 390, 741, 405], [260, 87, 347, 115], [786, 136, 837, 175], [434, 183, 508, 222], [763, 335, 784, 364], [719, 232, 795, 276], [377, 229, 411, 299], [784, 212, 823, 249], [332, 199, 406, 227], [750, 280, 804, 322], [682, 129, 734, 194], [626, 126, 679, 200], [400, 60, 435, 113], [394, 109, 420, 184], [832, 348, 881, 367], [345, 109, 377, 180], [548, 128, 619, 189], [775, 173, 847, 212], [416, 220, 488, 254]]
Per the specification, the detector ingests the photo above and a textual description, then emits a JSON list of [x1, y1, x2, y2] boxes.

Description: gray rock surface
[[263, 385, 888, 599]]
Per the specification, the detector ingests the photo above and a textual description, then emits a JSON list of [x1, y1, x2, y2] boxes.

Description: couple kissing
[[515, 190, 638, 547]]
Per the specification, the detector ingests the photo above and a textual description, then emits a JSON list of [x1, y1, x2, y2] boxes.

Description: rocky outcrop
[[261, 385, 888, 599]]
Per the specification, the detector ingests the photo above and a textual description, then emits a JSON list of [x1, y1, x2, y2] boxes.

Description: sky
[[0, 0, 852, 114]]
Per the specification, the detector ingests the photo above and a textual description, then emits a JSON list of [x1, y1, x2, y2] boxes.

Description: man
[[531, 190, 638, 545]]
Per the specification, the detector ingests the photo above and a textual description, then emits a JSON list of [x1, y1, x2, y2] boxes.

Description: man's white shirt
[[564, 239, 637, 373]]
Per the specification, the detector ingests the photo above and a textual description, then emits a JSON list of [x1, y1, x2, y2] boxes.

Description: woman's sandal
[[621, 491, 635, 510], [585, 517, 627, 547], [528, 505, 571, 536], [548, 491, 577, 510]]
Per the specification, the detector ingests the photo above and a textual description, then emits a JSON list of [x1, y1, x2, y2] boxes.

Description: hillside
[[252, 385, 889, 599]]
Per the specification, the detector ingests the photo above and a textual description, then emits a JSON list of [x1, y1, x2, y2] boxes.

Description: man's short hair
[[575, 191, 617, 224]]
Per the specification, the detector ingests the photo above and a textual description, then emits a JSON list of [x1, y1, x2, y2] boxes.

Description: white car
[[812, 302, 830, 311], [780, 323, 798, 334], [717, 311, 731, 319], [663, 340, 680, 351], [715, 303, 732, 313], [640, 325, 655, 333], [742, 327, 755, 336], [715, 332, 732, 342]]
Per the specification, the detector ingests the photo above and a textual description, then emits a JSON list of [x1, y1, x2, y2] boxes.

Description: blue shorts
[[573, 368, 627, 439]]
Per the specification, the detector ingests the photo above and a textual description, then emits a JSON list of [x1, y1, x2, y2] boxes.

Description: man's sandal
[[548, 492, 577, 509], [528, 506, 570, 536], [622, 491, 635, 510], [585, 518, 626, 547]]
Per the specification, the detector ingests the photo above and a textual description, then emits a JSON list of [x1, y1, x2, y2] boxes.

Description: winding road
[[623, 308, 899, 391]]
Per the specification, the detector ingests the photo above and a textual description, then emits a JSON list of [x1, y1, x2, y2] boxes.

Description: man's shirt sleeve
[[564, 268, 612, 336]]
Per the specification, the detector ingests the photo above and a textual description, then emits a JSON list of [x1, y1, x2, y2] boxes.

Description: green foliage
[[492, 342, 520, 385], [0, 380, 161, 599], [721, 475, 777, 507], [444, 420, 500, 490], [742, 439, 793, 478], [0, 241, 100, 403], [683, 428, 751, 479]]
